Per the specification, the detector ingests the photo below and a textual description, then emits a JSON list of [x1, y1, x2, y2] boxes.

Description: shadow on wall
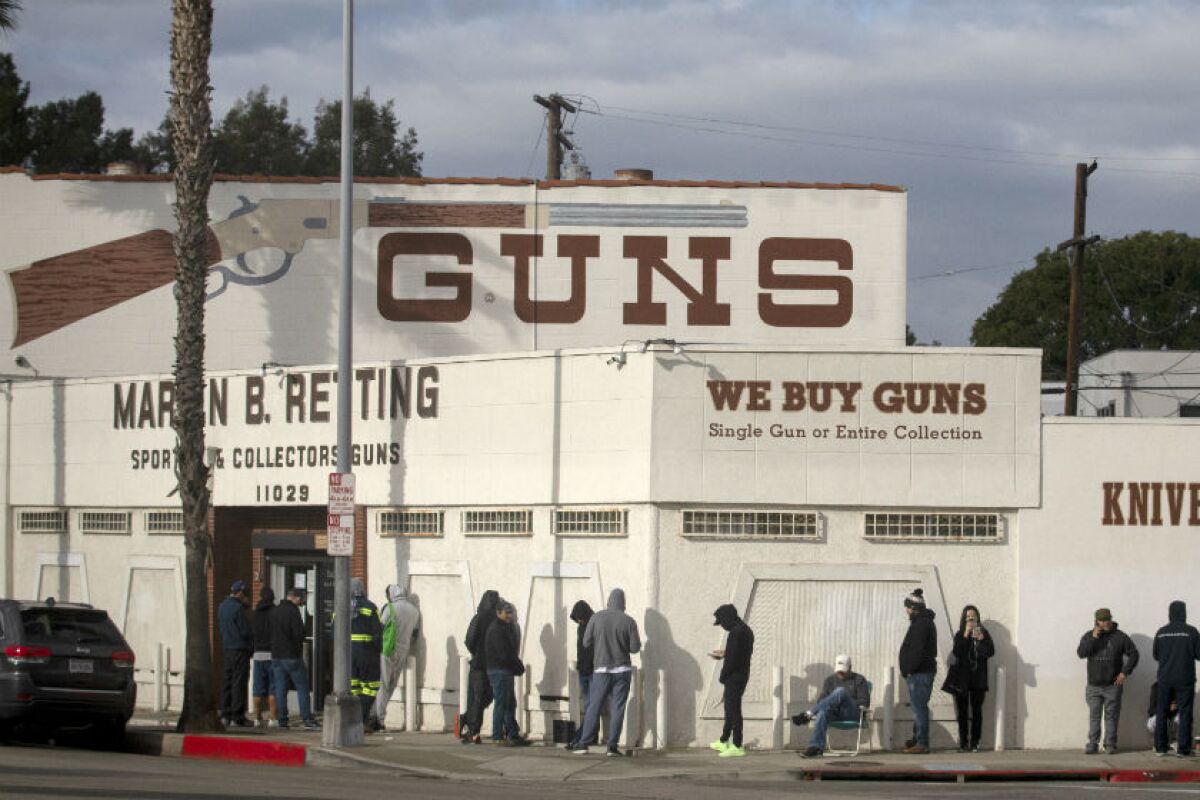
[[445, 634, 460, 712], [1126, 632, 1156, 750], [787, 661, 833, 749], [537, 620, 568, 700], [980, 617, 1032, 750], [644, 608, 703, 747]]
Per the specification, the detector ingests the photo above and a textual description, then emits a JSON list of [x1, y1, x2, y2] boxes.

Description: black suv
[[0, 598, 136, 743]]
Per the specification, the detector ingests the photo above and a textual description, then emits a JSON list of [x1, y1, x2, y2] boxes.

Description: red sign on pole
[[327, 473, 355, 556]]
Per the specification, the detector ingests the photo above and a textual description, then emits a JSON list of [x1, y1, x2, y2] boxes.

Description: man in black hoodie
[[709, 604, 754, 758], [567, 600, 595, 749], [484, 600, 528, 745], [460, 589, 499, 744], [1152, 600, 1200, 756], [898, 588, 937, 754], [250, 586, 277, 727], [1077, 607, 1139, 754]]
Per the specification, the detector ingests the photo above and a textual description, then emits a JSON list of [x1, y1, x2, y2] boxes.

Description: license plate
[[69, 658, 93, 674]]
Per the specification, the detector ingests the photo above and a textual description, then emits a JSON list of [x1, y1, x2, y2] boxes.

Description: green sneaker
[[709, 739, 730, 753], [719, 744, 746, 758]]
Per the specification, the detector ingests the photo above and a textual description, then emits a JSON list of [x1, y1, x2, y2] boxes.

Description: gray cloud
[[4, 0, 1198, 344]]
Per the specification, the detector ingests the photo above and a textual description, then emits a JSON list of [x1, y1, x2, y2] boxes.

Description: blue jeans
[[577, 671, 631, 749], [906, 672, 934, 747], [252, 659, 274, 698], [809, 686, 861, 749], [273, 657, 313, 724], [487, 669, 519, 740]]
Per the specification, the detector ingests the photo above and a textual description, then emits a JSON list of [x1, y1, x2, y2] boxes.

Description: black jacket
[[484, 617, 524, 675], [1153, 601, 1200, 686], [714, 604, 754, 684], [820, 671, 871, 708], [270, 600, 306, 660], [899, 608, 938, 677], [465, 590, 500, 671], [217, 595, 252, 652], [570, 600, 595, 677], [950, 629, 996, 691], [1077, 623, 1139, 686], [251, 589, 275, 653]]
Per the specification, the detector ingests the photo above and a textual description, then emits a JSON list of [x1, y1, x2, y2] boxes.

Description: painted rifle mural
[[6, 196, 749, 347], [0, 175, 906, 377]]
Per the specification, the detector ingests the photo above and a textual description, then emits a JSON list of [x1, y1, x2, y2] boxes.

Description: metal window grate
[[378, 509, 444, 538], [462, 509, 532, 536], [553, 508, 627, 536], [864, 512, 1002, 542], [146, 510, 185, 535], [682, 510, 819, 539], [79, 511, 132, 535], [18, 510, 67, 534]]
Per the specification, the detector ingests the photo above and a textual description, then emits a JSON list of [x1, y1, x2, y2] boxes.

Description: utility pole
[[533, 94, 576, 179], [1057, 160, 1100, 417]]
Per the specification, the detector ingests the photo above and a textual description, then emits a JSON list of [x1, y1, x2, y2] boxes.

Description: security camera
[[14, 356, 30, 369]]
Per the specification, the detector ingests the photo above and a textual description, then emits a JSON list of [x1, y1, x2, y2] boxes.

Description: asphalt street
[[3, 744, 1200, 800]]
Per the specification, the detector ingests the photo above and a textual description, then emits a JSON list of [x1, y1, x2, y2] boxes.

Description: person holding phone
[[948, 605, 995, 752], [1077, 607, 1139, 754], [709, 604, 754, 758]]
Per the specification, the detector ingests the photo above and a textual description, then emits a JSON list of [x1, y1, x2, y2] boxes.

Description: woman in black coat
[[949, 604, 995, 751]]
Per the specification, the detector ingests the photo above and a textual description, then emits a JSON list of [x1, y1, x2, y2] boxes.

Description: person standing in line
[[570, 588, 642, 757], [566, 600, 595, 749], [461, 589, 500, 744], [1152, 600, 1200, 757], [217, 580, 253, 727], [1077, 607, 1139, 754], [792, 654, 870, 758], [270, 588, 319, 729], [709, 603, 754, 758], [250, 586, 277, 727], [899, 588, 938, 754], [349, 578, 383, 730], [948, 605, 995, 752], [484, 600, 529, 745], [369, 583, 421, 733]]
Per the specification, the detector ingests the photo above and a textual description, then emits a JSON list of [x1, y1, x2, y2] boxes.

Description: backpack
[[382, 607, 397, 657]]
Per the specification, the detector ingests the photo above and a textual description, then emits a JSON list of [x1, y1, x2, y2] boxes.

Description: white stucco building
[[0, 167, 1196, 751]]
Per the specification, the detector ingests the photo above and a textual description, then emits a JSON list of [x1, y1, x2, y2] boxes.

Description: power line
[[908, 261, 1029, 282], [600, 103, 1200, 165], [591, 107, 1200, 180]]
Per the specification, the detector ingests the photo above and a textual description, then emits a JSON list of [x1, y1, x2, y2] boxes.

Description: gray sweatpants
[[1085, 683, 1123, 748]]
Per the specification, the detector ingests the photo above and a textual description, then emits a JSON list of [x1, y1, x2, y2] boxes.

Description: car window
[[20, 609, 122, 645]]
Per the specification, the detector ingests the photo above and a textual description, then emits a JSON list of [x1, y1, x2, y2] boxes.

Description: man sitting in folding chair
[[791, 654, 871, 758]]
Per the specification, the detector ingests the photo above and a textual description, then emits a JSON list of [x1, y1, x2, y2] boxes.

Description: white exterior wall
[[1018, 418, 1200, 748]]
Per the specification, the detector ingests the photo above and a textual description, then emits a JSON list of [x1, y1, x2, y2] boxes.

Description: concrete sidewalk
[[126, 713, 1200, 783]]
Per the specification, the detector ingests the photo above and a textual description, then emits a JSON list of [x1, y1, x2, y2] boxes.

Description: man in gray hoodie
[[369, 583, 420, 732], [569, 588, 641, 756]]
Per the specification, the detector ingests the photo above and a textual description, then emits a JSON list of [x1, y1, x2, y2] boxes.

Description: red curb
[[180, 734, 307, 768], [1107, 770, 1200, 783]]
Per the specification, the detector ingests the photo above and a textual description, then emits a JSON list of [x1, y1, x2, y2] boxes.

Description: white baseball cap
[[835, 654, 851, 671]]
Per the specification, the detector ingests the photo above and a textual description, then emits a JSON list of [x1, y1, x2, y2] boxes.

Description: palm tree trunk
[[169, 0, 219, 734]]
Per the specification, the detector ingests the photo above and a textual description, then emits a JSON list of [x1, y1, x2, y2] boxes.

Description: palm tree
[[0, 0, 22, 31], [169, 0, 219, 733]]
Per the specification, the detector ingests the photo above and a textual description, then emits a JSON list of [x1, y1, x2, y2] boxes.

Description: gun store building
[[0, 166, 1196, 750]]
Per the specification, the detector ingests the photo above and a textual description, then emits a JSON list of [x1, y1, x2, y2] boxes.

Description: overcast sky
[[4, 0, 1198, 345]]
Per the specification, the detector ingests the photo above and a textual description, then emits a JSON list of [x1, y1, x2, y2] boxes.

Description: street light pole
[[323, 0, 363, 748]]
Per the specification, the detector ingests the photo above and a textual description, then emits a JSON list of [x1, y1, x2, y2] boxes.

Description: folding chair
[[825, 680, 874, 756]]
